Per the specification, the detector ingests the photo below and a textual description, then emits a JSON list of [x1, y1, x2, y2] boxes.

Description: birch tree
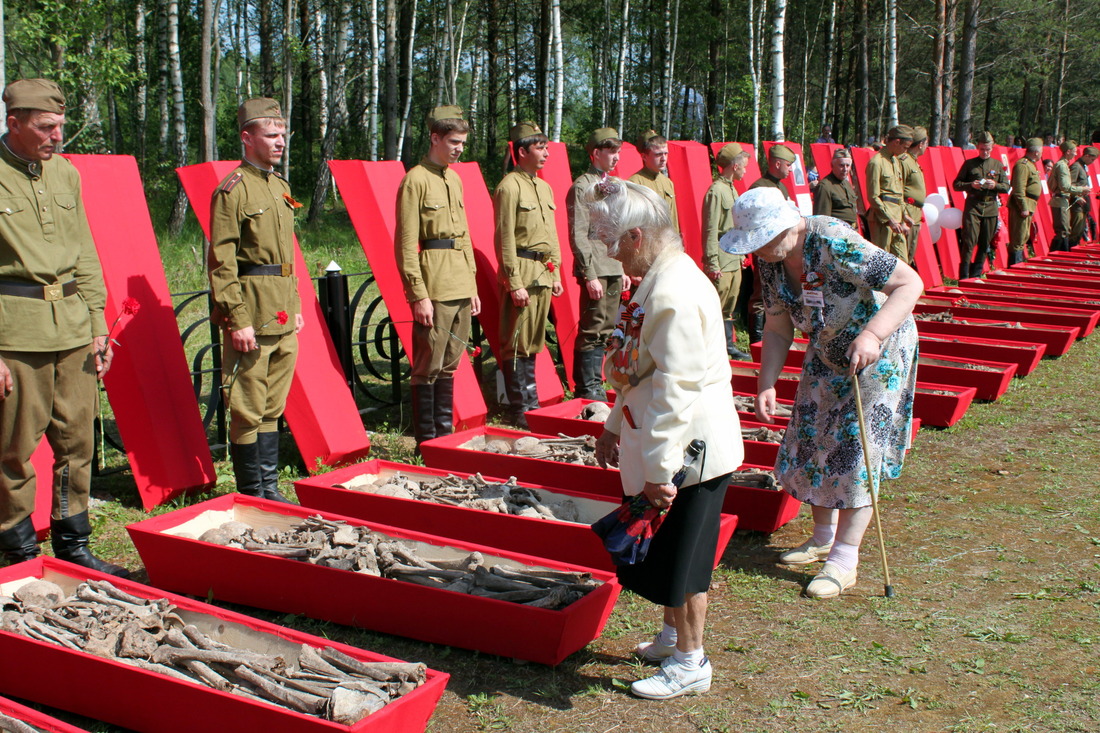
[[551, 0, 564, 141], [308, 0, 350, 223], [613, 0, 630, 134], [820, 0, 836, 131], [1052, 0, 1069, 139], [134, 0, 146, 166], [747, 0, 763, 151], [769, 0, 787, 140], [283, 0, 296, 177], [885, 0, 898, 129], [166, 0, 190, 236], [953, 0, 979, 146], [930, 0, 946, 144], [200, 0, 215, 162]]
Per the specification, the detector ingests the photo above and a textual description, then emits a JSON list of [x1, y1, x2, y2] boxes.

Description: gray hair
[[583, 177, 682, 267], [1027, 143, 1043, 154]]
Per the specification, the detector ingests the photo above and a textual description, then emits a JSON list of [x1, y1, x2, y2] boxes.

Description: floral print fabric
[[758, 216, 918, 509]]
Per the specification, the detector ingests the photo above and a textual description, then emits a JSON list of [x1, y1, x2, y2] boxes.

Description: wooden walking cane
[[851, 375, 896, 597]]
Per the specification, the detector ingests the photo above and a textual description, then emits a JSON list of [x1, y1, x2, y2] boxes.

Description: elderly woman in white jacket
[[589, 178, 743, 701]]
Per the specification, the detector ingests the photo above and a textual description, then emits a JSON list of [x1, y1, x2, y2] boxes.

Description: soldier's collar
[[0, 135, 44, 177], [242, 157, 281, 178], [637, 167, 660, 180], [420, 156, 448, 175]]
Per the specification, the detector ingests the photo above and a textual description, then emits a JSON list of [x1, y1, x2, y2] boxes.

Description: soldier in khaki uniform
[[1068, 146, 1098, 248], [0, 79, 126, 575], [1007, 138, 1044, 265], [750, 144, 794, 199], [629, 131, 678, 230], [813, 148, 860, 228], [1048, 140, 1086, 253], [209, 98, 302, 503], [494, 123, 563, 428], [866, 125, 912, 262], [701, 143, 751, 360], [899, 127, 928, 265], [395, 106, 480, 448], [952, 131, 1009, 278], [567, 128, 630, 400]]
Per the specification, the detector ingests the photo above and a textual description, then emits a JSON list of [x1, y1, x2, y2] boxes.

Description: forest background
[[0, 0, 1096, 233]]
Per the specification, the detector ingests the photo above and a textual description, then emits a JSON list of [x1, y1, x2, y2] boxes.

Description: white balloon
[[922, 203, 939, 228], [939, 207, 964, 230], [925, 193, 948, 212], [928, 222, 943, 243]]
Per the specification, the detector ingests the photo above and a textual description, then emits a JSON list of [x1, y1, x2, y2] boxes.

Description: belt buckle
[[280, 263, 292, 277], [43, 283, 63, 302]]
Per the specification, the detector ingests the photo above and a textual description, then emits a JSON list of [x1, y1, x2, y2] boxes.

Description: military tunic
[[567, 167, 625, 354], [494, 169, 561, 359], [865, 150, 909, 261], [899, 153, 926, 263], [749, 173, 791, 199], [953, 155, 1009, 269], [701, 177, 743, 318], [812, 173, 859, 228], [1069, 160, 1093, 243], [209, 161, 301, 443], [395, 157, 478, 383], [628, 167, 679, 230], [1048, 158, 1086, 238], [0, 137, 107, 530], [1008, 158, 1041, 254]]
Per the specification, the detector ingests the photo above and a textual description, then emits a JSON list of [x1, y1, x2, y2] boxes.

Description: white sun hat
[[720, 187, 801, 255]]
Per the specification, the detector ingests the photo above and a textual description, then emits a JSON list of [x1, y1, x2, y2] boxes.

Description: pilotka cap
[[3, 79, 65, 114]]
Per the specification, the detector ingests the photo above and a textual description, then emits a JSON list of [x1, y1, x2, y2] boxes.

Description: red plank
[[177, 161, 370, 468], [762, 140, 814, 215], [665, 140, 713, 263]]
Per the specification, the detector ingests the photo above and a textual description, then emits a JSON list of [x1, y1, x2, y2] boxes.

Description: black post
[[319, 262, 354, 388]]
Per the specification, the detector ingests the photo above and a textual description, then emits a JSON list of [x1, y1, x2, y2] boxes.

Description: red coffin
[[0, 694, 88, 733], [915, 319, 1078, 357], [0, 558, 447, 733], [420, 426, 802, 533], [292, 459, 737, 573], [127, 495, 619, 666], [913, 301, 1096, 338], [917, 333, 1045, 376]]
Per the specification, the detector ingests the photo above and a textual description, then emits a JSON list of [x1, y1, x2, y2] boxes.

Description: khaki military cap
[[427, 105, 464, 127], [715, 143, 743, 168], [887, 125, 915, 141], [1026, 137, 1044, 149], [769, 144, 796, 163], [973, 130, 994, 144], [3, 79, 65, 113], [509, 122, 542, 143], [586, 127, 620, 152], [238, 98, 283, 130], [911, 126, 929, 144], [1060, 139, 1078, 154], [1085, 146, 1100, 157], [636, 129, 661, 149], [832, 148, 853, 160]]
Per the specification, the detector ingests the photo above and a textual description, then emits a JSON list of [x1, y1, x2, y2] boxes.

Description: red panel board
[[176, 162, 370, 468], [610, 141, 642, 179], [68, 155, 216, 509], [451, 161, 565, 406], [666, 140, 713, 263], [324, 160, 487, 428], [762, 141, 813, 215], [809, 143, 843, 184], [919, 148, 963, 278]]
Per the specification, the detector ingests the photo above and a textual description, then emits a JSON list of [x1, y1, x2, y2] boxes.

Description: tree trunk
[[259, 0, 275, 96], [747, 0, 763, 151], [309, 0, 351, 223], [1052, 0, 1069, 139], [661, 0, 679, 138], [855, 0, 869, 145], [769, 0, 786, 140], [469, 45, 484, 152], [135, 0, 147, 167], [282, 0, 295, 177], [367, 0, 380, 159], [551, 0, 564, 141], [820, 0, 836, 131], [485, 0, 499, 169], [943, 0, 956, 141], [396, 0, 419, 161], [953, 0, 978, 146], [0, 0, 6, 136], [885, 0, 898, 128], [383, 0, 398, 159], [166, 0, 190, 236], [157, 0, 170, 150], [614, 0, 630, 134], [930, 0, 945, 145], [200, 0, 215, 162]]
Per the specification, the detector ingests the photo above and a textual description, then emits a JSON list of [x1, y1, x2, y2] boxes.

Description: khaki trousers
[[222, 331, 298, 444], [499, 284, 552, 361], [411, 298, 472, 384], [575, 276, 622, 353], [1007, 206, 1035, 253], [869, 218, 909, 262], [0, 345, 96, 531], [714, 267, 742, 320]]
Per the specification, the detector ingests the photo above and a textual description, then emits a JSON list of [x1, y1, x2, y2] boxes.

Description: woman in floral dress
[[722, 187, 923, 598]]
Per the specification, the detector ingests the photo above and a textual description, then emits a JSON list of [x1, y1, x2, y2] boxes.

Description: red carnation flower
[[470, 346, 482, 358], [547, 261, 556, 273], [621, 290, 631, 302], [121, 297, 141, 316], [276, 311, 289, 325]]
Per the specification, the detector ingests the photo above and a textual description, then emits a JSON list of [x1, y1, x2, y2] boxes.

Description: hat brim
[[719, 203, 801, 255]]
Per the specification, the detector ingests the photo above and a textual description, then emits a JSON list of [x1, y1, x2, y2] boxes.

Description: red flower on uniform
[[547, 261, 556, 273], [276, 311, 289, 325], [621, 290, 631, 302], [121, 297, 141, 316], [470, 346, 482, 357]]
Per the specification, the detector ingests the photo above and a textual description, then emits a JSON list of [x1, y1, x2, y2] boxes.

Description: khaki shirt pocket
[[54, 193, 77, 211], [243, 201, 270, 218]]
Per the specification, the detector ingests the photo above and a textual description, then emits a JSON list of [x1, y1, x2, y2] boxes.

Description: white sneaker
[[779, 538, 833, 565], [634, 635, 677, 663], [631, 657, 713, 700]]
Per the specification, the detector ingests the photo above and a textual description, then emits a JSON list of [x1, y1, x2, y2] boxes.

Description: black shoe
[[748, 313, 765, 345], [0, 516, 40, 566], [230, 441, 263, 497], [573, 349, 607, 401], [728, 346, 753, 361], [51, 512, 129, 578], [434, 377, 455, 437], [412, 382, 436, 452], [257, 432, 294, 503], [500, 359, 529, 429]]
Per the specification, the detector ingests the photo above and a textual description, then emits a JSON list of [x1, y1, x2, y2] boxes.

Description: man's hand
[[412, 298, 434, 327], [551, 282, 564, 297], [510, 287, 530, 307], [230, 325, 258, 353], [621, 274, 633, 292], [642, 481, 678, 510], [971, 180, 984, 190], [595, 428, 620, 469], [294, 313, 305, 334], [705, 268, 722, 282], [586, 278, 604, 300], [0, 357, 12, 401], [93, 335, 114, 380], [471, 296, 482, 317]]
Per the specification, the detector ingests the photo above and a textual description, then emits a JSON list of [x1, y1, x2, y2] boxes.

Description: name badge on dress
[[802, 289, 824, 308]]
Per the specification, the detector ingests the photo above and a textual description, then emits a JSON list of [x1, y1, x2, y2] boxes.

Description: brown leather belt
[[0, 280, 78, 302], [239, 263, 293, 276], [421, 239, 455, 250], [880, 195, 902, 203], [516, 250, 548, 262]]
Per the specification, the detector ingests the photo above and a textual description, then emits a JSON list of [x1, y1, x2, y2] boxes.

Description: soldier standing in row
[[629, 130, 678, 230], [209, 98, 302, 504], [567, 128, 630, 401], [899, 127, 928, 266], [0, 79, 126, 575], [813, 148, 860, 229], [1068, 146, 1097, 249], [701, 143, 752, 361], [1047, 140, 1086, 253], [865, 125, 912, 262], [1007, 138, 1044, 265], [494, 123, 562, 428], [952, 131, 1008, 278], [751, 144, 794, 199], [395, 106, 480, 449]]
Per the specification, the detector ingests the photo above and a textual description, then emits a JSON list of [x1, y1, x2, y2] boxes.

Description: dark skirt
[[615, 473, 732, 608]]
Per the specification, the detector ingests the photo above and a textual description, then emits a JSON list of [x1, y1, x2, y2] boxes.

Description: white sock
[[811, 523, 836, 546], [826, 541, 860, 575], [656, 623, 678, 647], [672, 647, 705, 669]]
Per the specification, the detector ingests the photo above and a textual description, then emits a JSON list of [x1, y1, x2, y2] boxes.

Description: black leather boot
[[434, 377, 455, 437], [411, 382, 436, 452], [969, 259, 985, 278], [574, 349, 607, 400], [725, 320, 752, 361], [958, 261, 970, 281], [51, 512, 129, 578], [500, 359, 529, 429], [1007, 250, 1023, 266], [257, 432, 293, 503], [1050, 236, 1066, 253], [521, 356, 540, 414], [0, 516, 39, 566], [748, 312, 765, 346], [230, 441, 263, 497]]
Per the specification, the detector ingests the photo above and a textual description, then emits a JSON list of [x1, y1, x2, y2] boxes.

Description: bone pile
[[0, 712, 45, 733], [733, 395, 793, 417], [576, 402, 611, 422], [198, 516, 599, 609], [0, 579, 424, 725], [337, 472, 581, 523], [462, 434, 601, 466], [730, 468, 782, 491], [742, 426, 786, 443]]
